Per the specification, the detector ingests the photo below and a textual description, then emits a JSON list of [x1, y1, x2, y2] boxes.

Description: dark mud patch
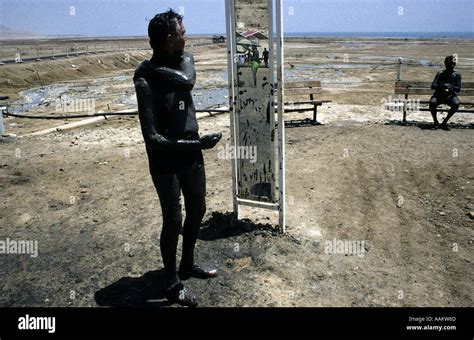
[[199, 211, 279, 241]]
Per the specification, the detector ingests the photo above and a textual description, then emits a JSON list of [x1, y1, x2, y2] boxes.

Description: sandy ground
[[0, 37, 473, 307]]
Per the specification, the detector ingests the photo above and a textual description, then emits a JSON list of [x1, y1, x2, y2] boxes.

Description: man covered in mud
[[262, 48, 269, 68], [429, 55, 462, 130], [133, 9, 222, 307]]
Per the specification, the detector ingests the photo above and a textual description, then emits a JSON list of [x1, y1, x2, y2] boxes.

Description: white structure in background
[[384, 57, 405, 112], [0, 104, 6, 135]]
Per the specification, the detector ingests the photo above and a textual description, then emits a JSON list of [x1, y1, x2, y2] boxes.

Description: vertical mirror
[[234, 0, 276, 202]]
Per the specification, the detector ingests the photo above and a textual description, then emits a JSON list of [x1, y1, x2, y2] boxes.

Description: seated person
[[429, 55, 462, 130]]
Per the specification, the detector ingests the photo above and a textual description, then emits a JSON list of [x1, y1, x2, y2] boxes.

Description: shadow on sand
[[283, 118, 322, 128], [95, 269, 172, 307], [384, 119, 474, 130]]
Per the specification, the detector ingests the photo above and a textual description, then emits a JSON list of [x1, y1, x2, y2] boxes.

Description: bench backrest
[[285, 80, 322, 101], [395, 81, 474, 96]]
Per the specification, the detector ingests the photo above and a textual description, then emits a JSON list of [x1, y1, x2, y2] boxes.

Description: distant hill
[[0, 25, 44, 40]]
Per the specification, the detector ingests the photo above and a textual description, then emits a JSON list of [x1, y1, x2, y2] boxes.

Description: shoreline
[[1, 32, 474, 42]]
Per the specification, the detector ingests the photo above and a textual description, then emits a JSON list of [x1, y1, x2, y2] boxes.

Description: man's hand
[[440, 83, 453, 91], [153, 134, 173, 146], [199, 132, 222, 150], [151, 132, 222, 151], [444, 83, 455, 92]]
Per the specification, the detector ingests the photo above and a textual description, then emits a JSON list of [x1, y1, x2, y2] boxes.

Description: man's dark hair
[[445, 55, 456, 66], [148, 9, 183, 50]]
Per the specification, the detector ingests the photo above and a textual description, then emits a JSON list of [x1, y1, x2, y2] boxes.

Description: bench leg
[[402, 94, 408, 123], [0, 109, 4, 135], [313, 104, 318, 124]]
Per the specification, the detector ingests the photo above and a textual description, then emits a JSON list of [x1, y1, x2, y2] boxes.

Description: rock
[[467, 212, 474, 220], [80, 189, 88, 193], [439, 212, 446, 216]]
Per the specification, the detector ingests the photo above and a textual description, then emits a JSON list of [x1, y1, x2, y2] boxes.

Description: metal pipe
[[226, 0, 240, 219], [276, 0, 286, 233]]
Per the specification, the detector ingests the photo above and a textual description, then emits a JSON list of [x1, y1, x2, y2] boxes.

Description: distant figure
[[262, 48, 269, 68], [246, 49, 252, 63], [244, 46, 260, 86], [429, 55, 461, 130], [251, 45, 260, 62], [239, 54, 246, 65]]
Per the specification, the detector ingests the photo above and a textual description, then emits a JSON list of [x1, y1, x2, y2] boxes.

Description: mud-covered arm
[[442, 74, 462, 93], [134, 77, 197, 151], [134, 77, 202, 151], [431, 72, 443, 90], [450, 73, 461, 93], [154, 52, 196, 91]]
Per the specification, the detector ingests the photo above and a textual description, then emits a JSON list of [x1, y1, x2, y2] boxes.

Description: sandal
[[165, 281, 198, 307], [178, 265, 218, 281]]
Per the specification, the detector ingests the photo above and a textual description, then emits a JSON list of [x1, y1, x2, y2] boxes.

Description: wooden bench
[[394, 80, 474, 122], [283, 80, 332, 125]]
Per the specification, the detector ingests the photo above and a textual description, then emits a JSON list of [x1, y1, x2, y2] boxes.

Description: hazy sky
[[1, 0, 473, 36]]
